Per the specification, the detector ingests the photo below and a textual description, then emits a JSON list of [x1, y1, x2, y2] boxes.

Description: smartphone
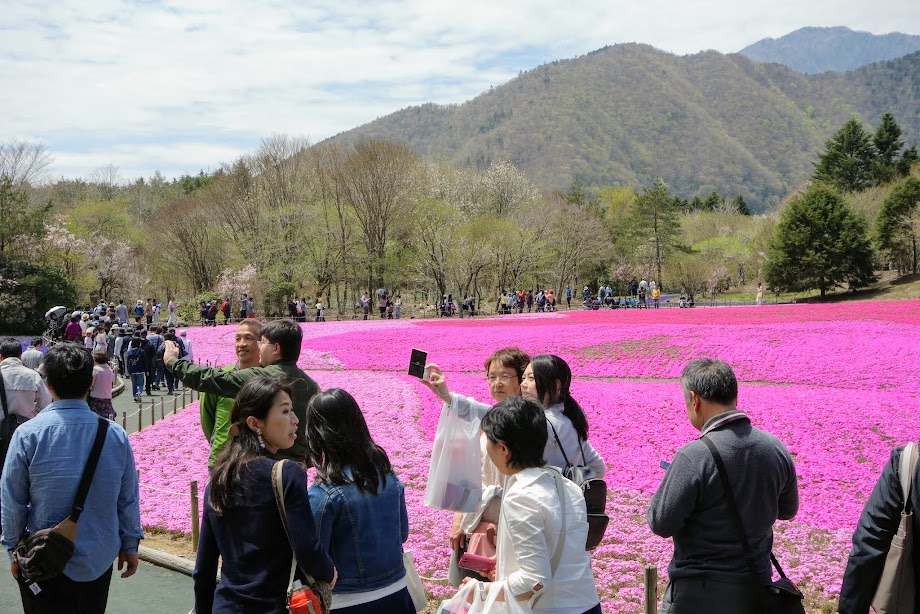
[[408, 349, 428, 379], [660, 460, 671, 470], [458, 552, 496, 574]]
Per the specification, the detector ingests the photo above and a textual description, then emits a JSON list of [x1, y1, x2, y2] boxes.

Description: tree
[[0, 176, 50, 258], [812, 117, 876, 192], [764, 184, 876, 297], [0, 139, 52, 188], [876, 177, 920, 274], [732, 195, 752, 216], [628, 178, 682, 284], [872, 112, 905, 185]]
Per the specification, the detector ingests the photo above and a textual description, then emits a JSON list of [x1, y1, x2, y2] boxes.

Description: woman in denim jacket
[[306, 388, 415, 613]]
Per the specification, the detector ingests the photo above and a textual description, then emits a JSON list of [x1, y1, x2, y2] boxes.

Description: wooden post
[[137, 404, 142, 432], [160, 397, 165, 421], [122, 411, 126, 431], [190, 480, 200, 553], [173, 395, 178, 415], [149, 400, 155, 427], [644, 565, 657, 614]]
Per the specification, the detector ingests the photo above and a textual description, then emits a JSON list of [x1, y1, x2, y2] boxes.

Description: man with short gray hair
[[647, 358, 799, 614]]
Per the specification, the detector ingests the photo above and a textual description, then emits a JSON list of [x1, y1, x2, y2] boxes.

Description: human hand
[[163, 340, 179, 363], [118, 551, 138, 578], [449, 514, 466, 554], [10, 561, 18, 579], [421, 364, 451, 403]]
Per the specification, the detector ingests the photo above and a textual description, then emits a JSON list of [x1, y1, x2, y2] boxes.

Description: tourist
[[89, 350, 116, 420], [133, 299, 144, 324], [455, 396, 602, 613], [0, 337, 52, 478], [164, 319, 320, 462], [239, 293, 250, 320], [166, 298, 177, 327], [756, 282, 765, 306], [1, 343, 143, 613], [126, 337, 147, 403], [315, 298, 326, 322], [193, 376, 336, 613], [147, 326, 164, 390], [21, 337, 44, 370], [93, 325, 108, 355], [65, 314, 83, 342], [200, 320, 262, 469], [305, 388, 415, 613], [394, 294, 402, 319], [179, 329, 194, 363], [652, 285, 661, 308], [838, 441, 919, 613], [647, 359, 798, 614], [115, 299, 129, 325], [361, 293, 370, 320], [565, 285, 572, 308], [113, 327, 130, 374], [144, 298, 154, 325]]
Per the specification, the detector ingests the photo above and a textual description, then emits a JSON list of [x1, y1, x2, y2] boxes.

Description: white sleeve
[[450, 394, 492, 422]]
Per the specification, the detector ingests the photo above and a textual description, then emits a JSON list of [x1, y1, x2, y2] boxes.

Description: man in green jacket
[[165, 318, 319, 462], [199, 319, 262, 468]]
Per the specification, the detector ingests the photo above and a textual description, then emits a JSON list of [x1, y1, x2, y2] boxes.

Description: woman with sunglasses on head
[[305, 388, 415, 613], [193, 376, 336, 614]]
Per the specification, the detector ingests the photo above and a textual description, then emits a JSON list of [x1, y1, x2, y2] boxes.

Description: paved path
[[0, 561, 194, 613], [113, 375, 200, 435]]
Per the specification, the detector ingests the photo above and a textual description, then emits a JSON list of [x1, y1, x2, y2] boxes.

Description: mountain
[[327, 45, 920, 212], [739, 26, 920, 74]]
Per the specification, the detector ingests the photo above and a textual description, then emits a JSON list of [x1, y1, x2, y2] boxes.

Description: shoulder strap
[[546, 419, 571, 468], [0, 368, 9, 419], [701, 436, 764, 580], [70, 418, 109, 522], [899, 442, 918, 513], [271, 460, 316, 591]]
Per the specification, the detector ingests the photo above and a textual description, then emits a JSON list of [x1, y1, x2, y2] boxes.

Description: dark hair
[[529, 354, 589, 441], [261, 319, 302, 362], [31, 337, 43, 348], [209, 376, 294, 515], [0, 337, 22, 358], [305, 389, 392, 495], [130, 337, 141, 347], [481, 396, 547, 470], [680, 359, 738, 405], [484, 347, 530, 381], [44, 344, 94, 399], [92, 351, 109, 365]]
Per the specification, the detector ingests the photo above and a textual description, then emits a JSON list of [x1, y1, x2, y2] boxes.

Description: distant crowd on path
[[0, 316, 915, 613]]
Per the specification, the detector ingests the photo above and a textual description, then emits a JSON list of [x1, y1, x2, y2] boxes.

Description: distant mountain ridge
[[739, 26, 920, 74], [328, 44, 920, 212]]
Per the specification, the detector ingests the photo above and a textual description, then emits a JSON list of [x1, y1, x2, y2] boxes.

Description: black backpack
[[547, 421, 610, 550]]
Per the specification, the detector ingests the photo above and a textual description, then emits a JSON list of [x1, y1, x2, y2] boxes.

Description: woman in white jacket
[[464, 396, 602, 613]]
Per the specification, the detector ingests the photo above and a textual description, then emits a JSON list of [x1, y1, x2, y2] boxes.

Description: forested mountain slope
[[328, 44, 920, 211]]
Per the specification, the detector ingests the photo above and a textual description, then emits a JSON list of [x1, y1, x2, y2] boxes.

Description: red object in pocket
[[458, 552, 496, 574], [289, 586, 323, 614]]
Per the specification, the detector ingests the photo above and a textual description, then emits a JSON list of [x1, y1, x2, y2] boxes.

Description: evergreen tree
[[876, 177, 920, 274], [628, 178, 682, 284], [812, 117, 876, 192], [872, 112, 912, 185], [732, 195, 752, 215], [764, 184, 876, 297]]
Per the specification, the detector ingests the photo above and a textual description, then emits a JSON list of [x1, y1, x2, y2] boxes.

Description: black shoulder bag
[[15, 418, 109, 582], [701, 436, 805, 614], [0, 371, 30, 464], [547, 420, 609, 550]]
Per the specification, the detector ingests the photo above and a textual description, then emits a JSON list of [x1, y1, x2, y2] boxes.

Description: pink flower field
[[130, 300, 920, 612]]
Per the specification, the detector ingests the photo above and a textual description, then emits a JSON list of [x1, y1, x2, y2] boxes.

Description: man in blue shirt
[[1, 343, 143, 613]]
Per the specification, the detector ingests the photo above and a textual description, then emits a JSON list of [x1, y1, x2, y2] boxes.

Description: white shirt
[[0, 357, 52, 419], [498, 467, 600, 611], [181, 338, 193, 363]]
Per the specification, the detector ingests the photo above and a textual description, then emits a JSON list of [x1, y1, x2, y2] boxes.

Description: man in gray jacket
[[647, 358, 799, 614]]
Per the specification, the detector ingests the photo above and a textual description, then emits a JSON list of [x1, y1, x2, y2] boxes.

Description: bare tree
[[89, 164, 122, 201], [342, 140, 422, 291], [0, 139, 53, 187]]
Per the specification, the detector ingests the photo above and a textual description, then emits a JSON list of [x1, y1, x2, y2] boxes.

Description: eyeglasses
[[486, 373, 516, 384]]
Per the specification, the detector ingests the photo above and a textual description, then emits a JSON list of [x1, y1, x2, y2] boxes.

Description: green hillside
[[328, 44, 920, 212], [739, 26, 920, 74]]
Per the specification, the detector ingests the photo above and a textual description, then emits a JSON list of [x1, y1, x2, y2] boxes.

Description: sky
[[2, 0, 919, 182]]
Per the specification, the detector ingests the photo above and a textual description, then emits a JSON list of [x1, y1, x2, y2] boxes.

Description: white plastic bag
[[437, 581, 530, 614], [403, 550, 427, 612], [425, 403, 482, 512]]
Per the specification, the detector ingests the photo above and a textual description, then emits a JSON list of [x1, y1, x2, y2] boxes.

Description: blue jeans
[[130, 373, 145, 398]]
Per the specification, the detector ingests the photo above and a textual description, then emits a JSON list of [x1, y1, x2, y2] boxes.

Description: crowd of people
[[0, 316, 916, 613]]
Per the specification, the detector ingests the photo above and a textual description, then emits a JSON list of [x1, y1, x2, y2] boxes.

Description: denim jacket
[[308, 468, 409, 593]]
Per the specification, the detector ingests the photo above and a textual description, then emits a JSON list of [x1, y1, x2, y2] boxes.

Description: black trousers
[[18, 566, 113, 614]]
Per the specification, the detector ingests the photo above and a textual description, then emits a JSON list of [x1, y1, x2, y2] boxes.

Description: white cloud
[[2, 0, 918, 180]]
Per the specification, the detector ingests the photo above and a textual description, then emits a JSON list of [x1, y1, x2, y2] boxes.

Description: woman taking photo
[[305, 388, 415, 613], [465, 396, 602, 613], [194, 376, 336, 613]]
